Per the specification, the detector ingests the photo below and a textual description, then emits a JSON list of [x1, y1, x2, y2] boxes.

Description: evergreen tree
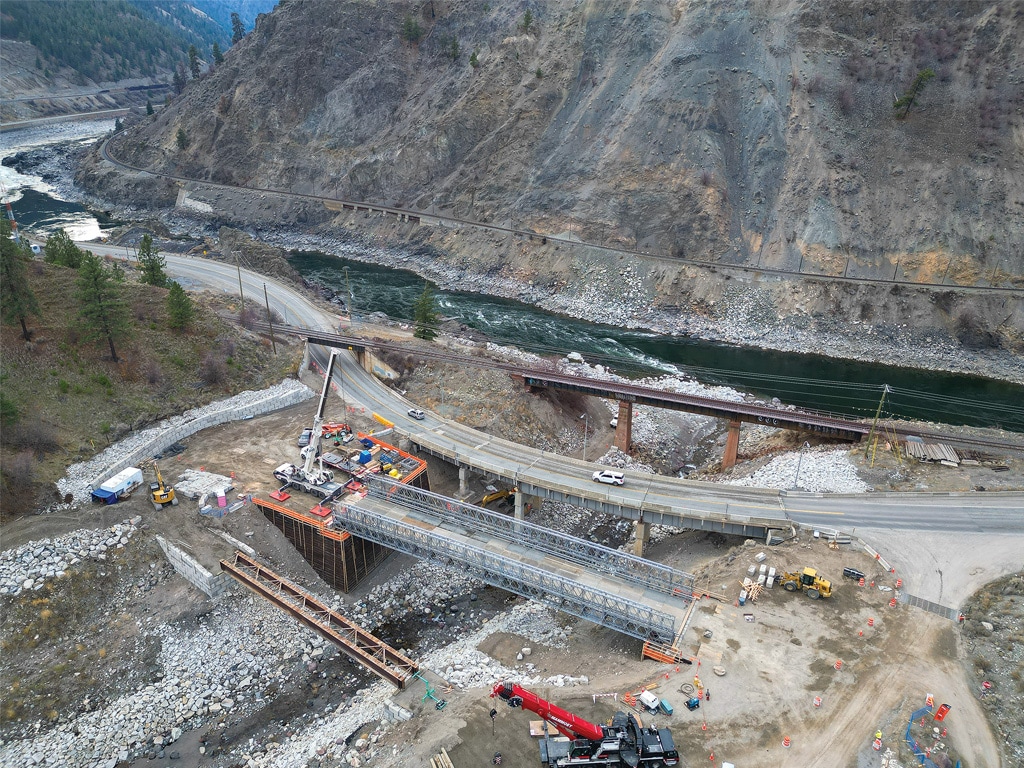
[[231, 12, 245, 44], [212, 41, 223, 65], [188, 44, 201, 79], [166, 281, 195, 331], [172, 64, 186, 94], [44, 229, 84, 268], [137, 234, 168, 287], [176, 127, 190, 150], [146, 98, 154, 115], [0, 220, 42, 341], [894, 68, 936, 119], [77, 253, 130, 362], [413, 283, 439, 340]]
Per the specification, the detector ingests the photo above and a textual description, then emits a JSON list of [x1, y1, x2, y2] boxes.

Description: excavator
[[491, 682, 678, 767], [778, 567, 833, 599], [480, 487, 516, 507], [149, 462, 178, 510]]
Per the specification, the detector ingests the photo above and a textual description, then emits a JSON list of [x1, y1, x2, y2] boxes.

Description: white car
[[592, 470, 625, 486], [408, 408, 426, 420]]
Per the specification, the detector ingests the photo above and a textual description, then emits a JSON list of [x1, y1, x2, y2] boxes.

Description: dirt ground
[[2, 359, 1021, 767]]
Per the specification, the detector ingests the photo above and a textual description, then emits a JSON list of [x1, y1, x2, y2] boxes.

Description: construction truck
[[778, 567, 833, 599], [491, 682, 678, 767], [149, 462, 178, 510], [273, 351, 344, 500]]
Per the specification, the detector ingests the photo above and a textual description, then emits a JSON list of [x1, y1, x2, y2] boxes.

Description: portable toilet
[[358, 450, 372, 465], [659, 699, 674, 716]]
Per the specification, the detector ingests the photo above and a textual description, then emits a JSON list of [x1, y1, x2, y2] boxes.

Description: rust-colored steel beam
[[220, 551, 418, 688]]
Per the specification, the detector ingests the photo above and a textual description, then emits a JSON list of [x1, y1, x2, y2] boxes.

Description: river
[[3, 126, 1023, 432]]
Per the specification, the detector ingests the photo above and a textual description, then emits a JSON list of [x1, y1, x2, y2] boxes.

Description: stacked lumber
[[430, 747, 456, 768]]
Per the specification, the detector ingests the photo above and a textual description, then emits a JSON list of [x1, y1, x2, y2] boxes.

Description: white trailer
[[91, 466, 144, 504]]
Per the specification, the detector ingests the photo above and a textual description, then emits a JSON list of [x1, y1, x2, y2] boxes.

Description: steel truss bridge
[[331, 475, 696, 644]]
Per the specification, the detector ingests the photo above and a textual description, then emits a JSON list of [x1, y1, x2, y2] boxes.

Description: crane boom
[[300, 350, 339, 482], [491, 682, 604, 741]]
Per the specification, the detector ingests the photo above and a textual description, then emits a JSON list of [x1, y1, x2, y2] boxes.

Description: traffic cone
[[701, 722, 707, 731], [783, 736, 791, 748], [813, 696, 822, 707], [889, 596, 898, 608], [873, 739, 882, 751], [858, 577, 865, 586], [868, 617, 875, 627], [896, 578, 903, 588], [834, 660, 843, 670]]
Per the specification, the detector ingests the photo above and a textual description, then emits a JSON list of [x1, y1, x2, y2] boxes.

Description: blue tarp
[[91, 488, 118, 504]]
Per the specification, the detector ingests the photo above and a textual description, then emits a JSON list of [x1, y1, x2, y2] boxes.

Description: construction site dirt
[[2, 362, 1022, 768]]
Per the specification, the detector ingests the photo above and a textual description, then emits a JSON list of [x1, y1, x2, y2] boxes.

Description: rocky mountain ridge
[[81, 0, 1024, 358]]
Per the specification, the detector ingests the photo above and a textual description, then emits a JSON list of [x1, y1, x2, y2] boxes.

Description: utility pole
[[237, 256, 245, 311], [864, 384, 890, 459], [264, 283, 276, 354], [792, 441, 811, 490]]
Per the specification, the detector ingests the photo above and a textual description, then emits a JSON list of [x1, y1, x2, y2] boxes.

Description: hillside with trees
[[0, 223, 293, 519]]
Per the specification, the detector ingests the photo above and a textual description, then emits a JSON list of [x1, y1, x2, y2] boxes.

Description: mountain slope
[[113, 0, 1024, 282]]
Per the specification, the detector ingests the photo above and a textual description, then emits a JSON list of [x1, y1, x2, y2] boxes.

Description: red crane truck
[[491, 682, 679, 767]]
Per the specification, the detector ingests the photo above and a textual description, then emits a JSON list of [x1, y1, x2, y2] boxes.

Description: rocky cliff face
[[107, 0, 1024, 277]]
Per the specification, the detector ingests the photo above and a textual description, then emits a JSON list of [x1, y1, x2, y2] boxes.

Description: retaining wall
[[155, 535, 233, 599], [84, 381, 314, 497]]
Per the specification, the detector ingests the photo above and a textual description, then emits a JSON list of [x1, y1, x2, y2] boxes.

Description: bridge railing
[[361, 473, 696, 599], [332, 502, 678, 643]]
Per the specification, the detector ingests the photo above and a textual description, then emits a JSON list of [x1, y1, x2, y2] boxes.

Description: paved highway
[[77, 244, 1024, 538]]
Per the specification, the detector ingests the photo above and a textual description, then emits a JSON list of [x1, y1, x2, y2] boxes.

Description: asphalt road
[[75, 243, 1023, 604], [79, 244, 1024, 527]]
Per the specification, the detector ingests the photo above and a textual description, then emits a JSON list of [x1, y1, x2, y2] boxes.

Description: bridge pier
[[613, 401, 633, 452], [458, 466, 469, 497], [633, 520, 651, 557], [722, 420, 742, 469]]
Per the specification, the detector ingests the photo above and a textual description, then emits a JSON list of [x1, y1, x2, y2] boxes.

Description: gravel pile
[[54, 380, 311, 507], [0, 517, 141, 597], [723, 447, 872, 494]]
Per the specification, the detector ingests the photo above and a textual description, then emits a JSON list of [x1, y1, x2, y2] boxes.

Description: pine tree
[[893, 68, 936, 119], [172, 64, 186, 94], [166, 281, 195, 331], [77, 253, 130, 362], [146, 98, 154, 115], [231, 12, 245, 44], [188, 44, 201, 79], [44, 229, 84, 268], [137, 234, 168, 286], [176, 127, 189, 150], [413, 283, 439, 340], [0, 220, 42, 341], [212, 41, 223, 65]]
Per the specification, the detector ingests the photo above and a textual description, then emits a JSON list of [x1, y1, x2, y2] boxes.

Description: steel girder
[[332, 503, 677, 644], [363, 474, 695, 599]]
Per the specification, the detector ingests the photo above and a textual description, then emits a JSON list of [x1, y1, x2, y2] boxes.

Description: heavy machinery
[[148, 462, 178, 510], [491, 682, 678, 767], [273, 351, 344, 499], [778, 567, 833, 599], [480, 487, 516, 507]]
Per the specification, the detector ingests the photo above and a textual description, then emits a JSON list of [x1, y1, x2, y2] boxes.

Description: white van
[[592, 470, 625, 486]]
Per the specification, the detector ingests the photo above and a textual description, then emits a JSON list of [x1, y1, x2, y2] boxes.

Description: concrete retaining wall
[[155, 535, 232, 599], [88, 381, 314, 494]]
